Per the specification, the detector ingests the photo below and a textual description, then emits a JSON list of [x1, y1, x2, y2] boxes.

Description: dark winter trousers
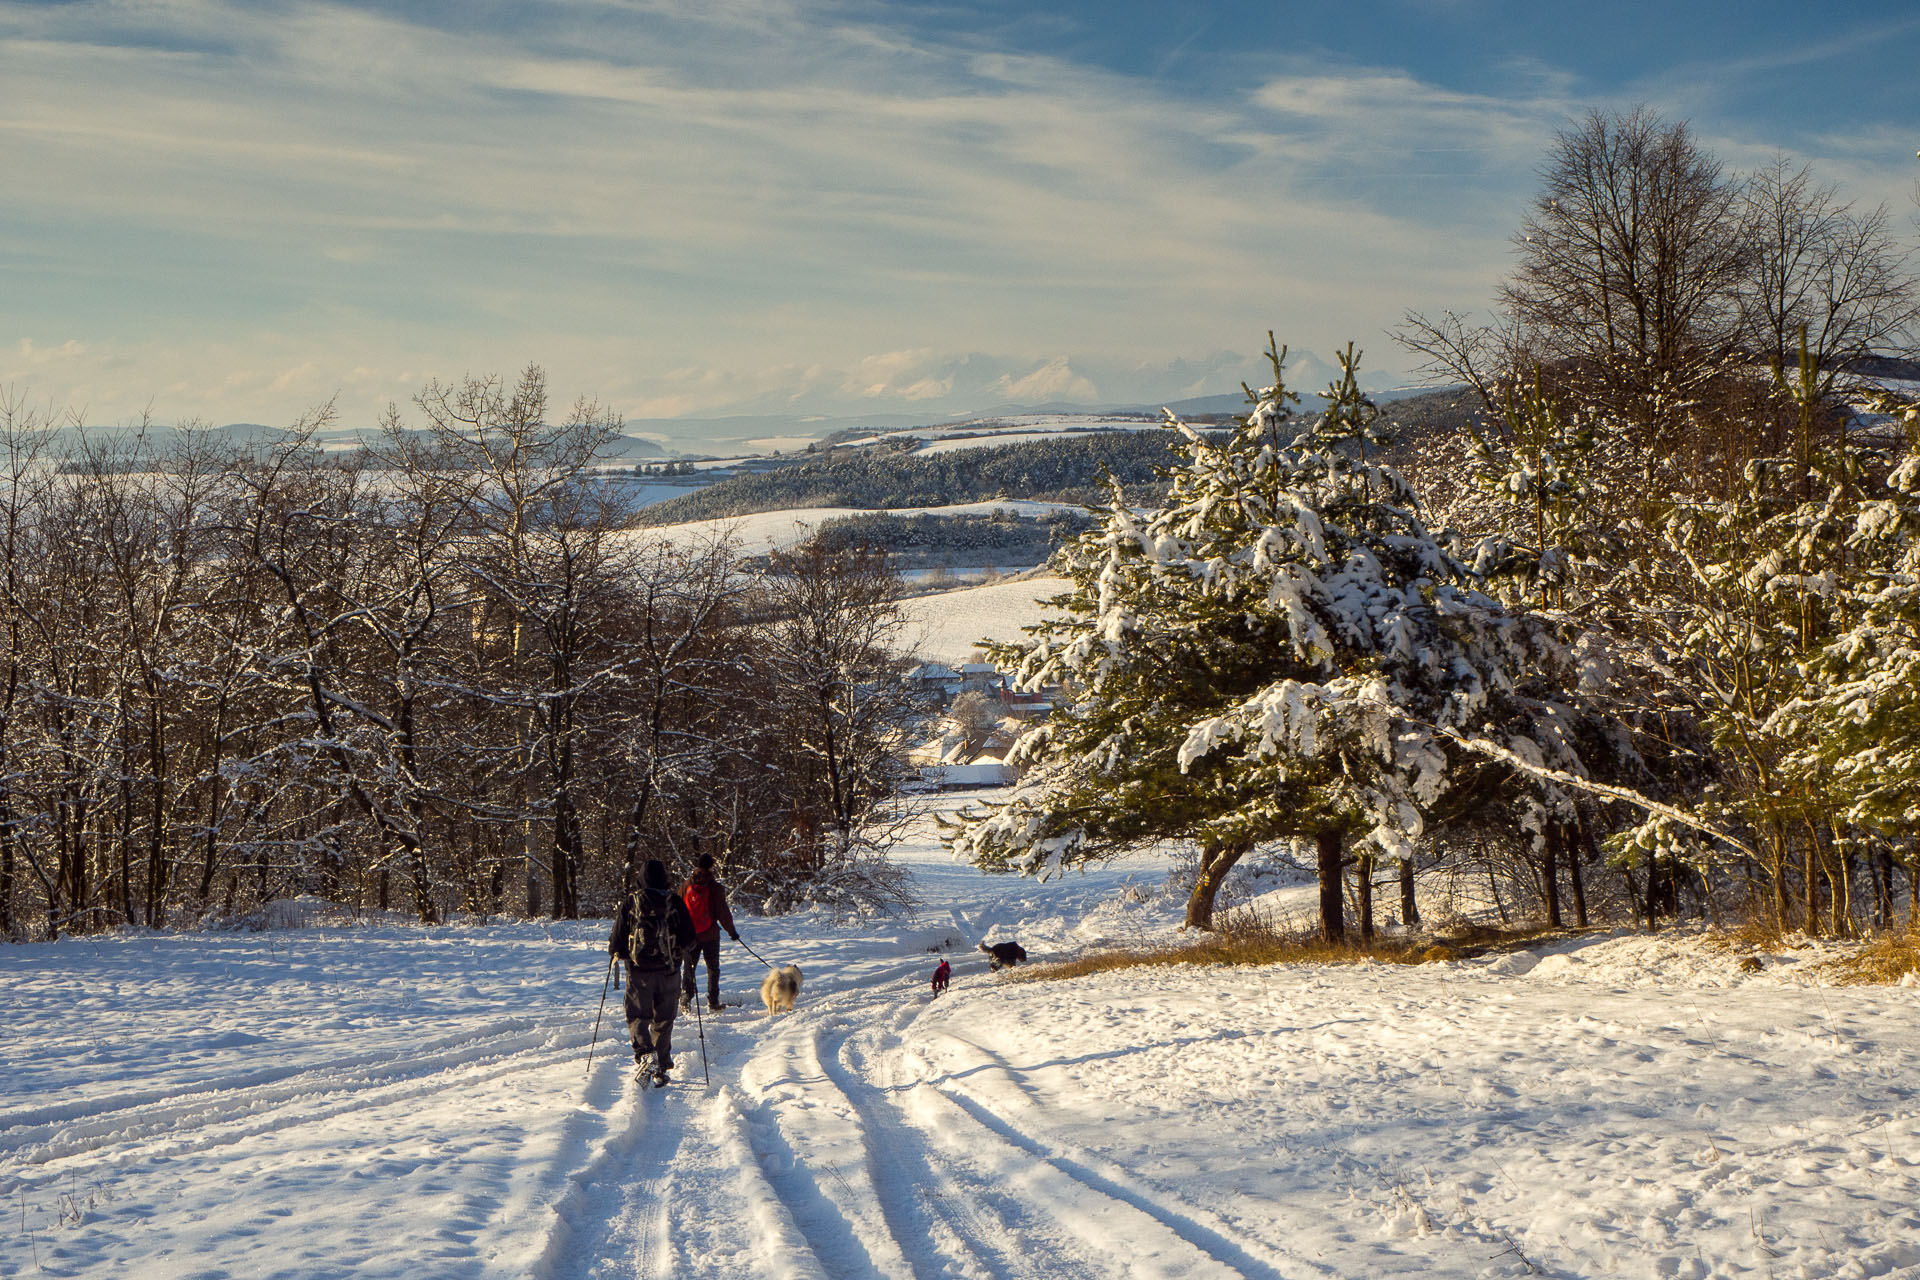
[[624, 965, 679, 1071], [681, 935, 721, 1008]]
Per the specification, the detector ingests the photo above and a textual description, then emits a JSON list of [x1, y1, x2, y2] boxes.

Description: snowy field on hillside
[[849, 414, 1164, 452], [911, 422, 1164, 455], [4, 800, 1919, 1280], [640, 503, 1084, 560], [898, 575, 1069, 665]]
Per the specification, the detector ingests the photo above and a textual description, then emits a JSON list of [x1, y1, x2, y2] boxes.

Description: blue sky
[[3, 1, 1917, 438]]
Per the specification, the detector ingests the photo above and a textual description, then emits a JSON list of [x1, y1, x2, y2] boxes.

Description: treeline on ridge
[[635, 430, 1198, 524], [808, 509, 1093, 570]]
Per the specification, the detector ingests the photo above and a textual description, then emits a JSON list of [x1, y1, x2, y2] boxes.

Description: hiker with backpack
[[680, 853, 741, 1013], [608, 858, 694, 1087]]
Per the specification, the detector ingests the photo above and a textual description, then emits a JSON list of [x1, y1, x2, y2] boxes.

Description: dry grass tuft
[[1815, 931, 1920, 986], [1705, 915, 1920, 984], [1708, 918, 1820, 954], [1015, 907, 1574, 983], [1015, 934, 1420, 982]]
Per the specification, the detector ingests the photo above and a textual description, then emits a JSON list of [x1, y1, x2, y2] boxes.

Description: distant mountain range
[[48, 381, 1452, 464], [36, 421, 671, 462]]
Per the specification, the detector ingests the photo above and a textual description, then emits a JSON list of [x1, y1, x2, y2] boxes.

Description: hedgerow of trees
[[808, 509, 1092, 570], [0, 370, 920, 940], [635, 431, 1198, 525]]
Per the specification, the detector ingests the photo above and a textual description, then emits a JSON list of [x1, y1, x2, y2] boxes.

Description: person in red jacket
[[679, 853, 740, 1012]]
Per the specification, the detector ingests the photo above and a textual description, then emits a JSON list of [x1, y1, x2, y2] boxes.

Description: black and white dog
[[980, 940, 1028, 971]]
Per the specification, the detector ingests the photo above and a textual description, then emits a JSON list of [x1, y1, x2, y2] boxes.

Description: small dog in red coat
[[931, 958, 952, 996]]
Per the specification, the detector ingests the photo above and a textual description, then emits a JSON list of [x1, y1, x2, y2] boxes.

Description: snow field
[[3, 803, 1917, 1278], [915, 960, 1920, 1278], [910, 425, 1159, 456], [898, 575, 1070, 667], [636, 502, 1084, 560]]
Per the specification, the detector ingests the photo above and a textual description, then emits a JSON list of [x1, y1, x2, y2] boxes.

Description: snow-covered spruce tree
[[943, 339, 1611, 938], [1769, 390, 1920, 926]]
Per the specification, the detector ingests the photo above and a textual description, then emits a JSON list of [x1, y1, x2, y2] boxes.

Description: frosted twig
[[1492, 1229, 1542, 1274]]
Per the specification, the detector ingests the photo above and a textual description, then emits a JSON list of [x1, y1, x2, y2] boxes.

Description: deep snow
[[3, 800, 1917, 1279]]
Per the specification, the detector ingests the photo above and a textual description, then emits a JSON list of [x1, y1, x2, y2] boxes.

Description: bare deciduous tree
[[757, 543, 918, 864], [1499, 107, 1750, 450], [1739, 155, 1920, 399]]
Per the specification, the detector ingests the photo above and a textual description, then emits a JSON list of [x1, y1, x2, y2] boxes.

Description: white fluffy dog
[[760, 964, 803, 1014]]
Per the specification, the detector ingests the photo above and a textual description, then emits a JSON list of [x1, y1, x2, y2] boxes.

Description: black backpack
[[626, 887, 685, 970]]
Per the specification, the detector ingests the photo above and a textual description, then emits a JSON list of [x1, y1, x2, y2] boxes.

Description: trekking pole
[[585, 952, 615, 1081], [692, 989, 711, 1086], [736, 937, 775, 970]]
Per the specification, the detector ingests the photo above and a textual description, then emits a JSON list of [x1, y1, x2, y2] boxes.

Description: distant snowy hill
[[899, 574, 1069, 665]]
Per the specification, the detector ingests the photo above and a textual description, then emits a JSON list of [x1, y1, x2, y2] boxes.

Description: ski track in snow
[[4, 801, 1919, 1278]]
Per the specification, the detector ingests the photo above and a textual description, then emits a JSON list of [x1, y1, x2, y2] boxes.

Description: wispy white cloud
[[2, 1, 1910, 431]]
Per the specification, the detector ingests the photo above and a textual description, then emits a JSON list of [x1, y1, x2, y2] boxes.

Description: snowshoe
[[651, 1067, 670, 1088]]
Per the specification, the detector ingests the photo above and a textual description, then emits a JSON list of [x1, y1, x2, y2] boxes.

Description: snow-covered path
[[4, 807, 1919, 1279]]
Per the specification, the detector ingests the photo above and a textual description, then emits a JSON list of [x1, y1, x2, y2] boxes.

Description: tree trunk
[[116, 744, 135, 927], [1184, 841, 1250, 931], [1621, 862, 1643, 932], [552, 791, 583, 920], [0, 816, 13, 940], [1316, 828, 1345, 944], [1872, 850, 1893, 931], [1768, 819, 1791, 931], [1399, 857, 1419, 928], [1803, 841, 1819, 935], [1541, 826, 1563, 928], [1567, 829, 1589, 928], [145, 694, 170, 929], [1356, 851, 1375, 944]]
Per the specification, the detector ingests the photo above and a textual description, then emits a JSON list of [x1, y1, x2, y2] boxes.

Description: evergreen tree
[[944, 338, 1616, 937], [1770, 389, 1920, 925]]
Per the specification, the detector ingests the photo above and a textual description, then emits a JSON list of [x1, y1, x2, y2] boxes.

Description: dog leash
[[736, 938, 775, 970]]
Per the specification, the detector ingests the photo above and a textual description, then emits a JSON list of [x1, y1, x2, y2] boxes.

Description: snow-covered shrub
[[213, 895, 335, 932], [727, 831, 917, 919]]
